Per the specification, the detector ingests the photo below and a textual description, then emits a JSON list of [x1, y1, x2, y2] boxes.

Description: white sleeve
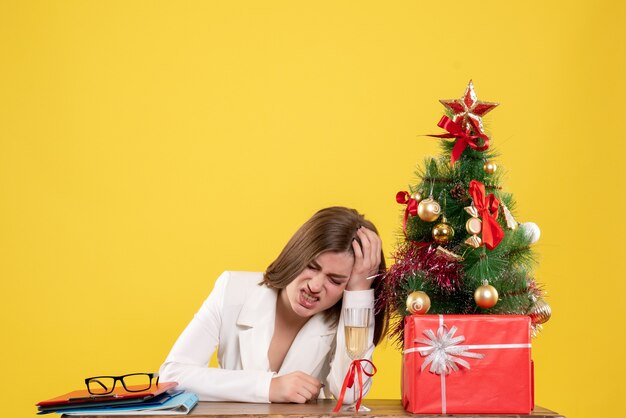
[[326, 289, 376, 404], [159, 271, 275, 403]]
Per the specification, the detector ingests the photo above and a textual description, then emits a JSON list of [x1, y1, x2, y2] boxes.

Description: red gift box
[[402, 314, 534, 414]]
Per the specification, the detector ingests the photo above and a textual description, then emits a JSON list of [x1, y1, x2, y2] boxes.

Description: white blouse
[[159, 271, 376, 403]]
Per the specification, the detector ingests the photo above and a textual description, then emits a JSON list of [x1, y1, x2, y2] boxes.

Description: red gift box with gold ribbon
[[402, 314, 534, 414]]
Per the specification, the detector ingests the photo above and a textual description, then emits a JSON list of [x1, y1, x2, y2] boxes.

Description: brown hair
[[263, 206, 387, 345]]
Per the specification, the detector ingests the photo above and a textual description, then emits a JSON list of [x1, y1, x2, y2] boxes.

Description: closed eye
[[328, 276, 347, 286]]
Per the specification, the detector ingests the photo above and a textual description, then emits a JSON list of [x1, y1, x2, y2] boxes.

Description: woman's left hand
[[346, 227, 382, 291]]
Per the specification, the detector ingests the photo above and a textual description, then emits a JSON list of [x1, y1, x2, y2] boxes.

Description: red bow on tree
[[469, 180, 504, 250], [333, 359, 377, 413], [396, 191, 418, 236], [429, 115, 490, 165]]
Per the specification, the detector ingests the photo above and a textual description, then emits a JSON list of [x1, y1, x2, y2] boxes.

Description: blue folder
[[58, 391, 198, 416]]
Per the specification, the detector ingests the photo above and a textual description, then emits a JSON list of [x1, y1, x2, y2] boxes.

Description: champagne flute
[[343, 307, 372, 412]]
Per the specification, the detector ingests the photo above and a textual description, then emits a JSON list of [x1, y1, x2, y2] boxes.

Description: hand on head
[[269, 371, 322, 403], [347, 227, 382, 291]]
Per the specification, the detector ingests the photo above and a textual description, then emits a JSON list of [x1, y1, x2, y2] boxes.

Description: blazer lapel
[[237, 284, 277, 372], [279, 313, 335, 375]]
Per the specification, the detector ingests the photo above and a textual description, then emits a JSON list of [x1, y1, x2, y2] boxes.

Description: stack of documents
[[36, 382, 198, 415]]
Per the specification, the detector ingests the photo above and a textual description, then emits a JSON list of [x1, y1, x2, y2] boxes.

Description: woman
[[159, 207, 387, 404]]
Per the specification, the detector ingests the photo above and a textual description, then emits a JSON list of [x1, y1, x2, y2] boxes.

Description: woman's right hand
[[269, 371, 322, 403], [346, 227, 382, 291]]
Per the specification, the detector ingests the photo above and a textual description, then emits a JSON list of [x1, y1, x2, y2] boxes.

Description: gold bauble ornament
[[528, 299, 552, 324], [406, 291, 431, 314], [474, 280, 499, 309], [411, 191, 423, 202], [432, 221, 454, 244], [417, 197, 441, 222], [483, 161, 497, 174]]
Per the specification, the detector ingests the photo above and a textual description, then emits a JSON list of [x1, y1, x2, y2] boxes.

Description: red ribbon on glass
[[469, 180, 504, 250], [428, 116, 490, 165], [333, 359, 377, 412], [396, 191, 418, 236]]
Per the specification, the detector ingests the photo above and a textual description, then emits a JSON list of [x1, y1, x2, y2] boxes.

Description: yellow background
[[1, 1, 624, 417]]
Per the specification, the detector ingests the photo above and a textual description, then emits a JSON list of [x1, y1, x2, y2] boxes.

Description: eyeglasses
[[85, 373, 159, 395]]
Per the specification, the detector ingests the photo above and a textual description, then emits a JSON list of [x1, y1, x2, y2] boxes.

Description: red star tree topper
[[439, 80, 499, 133]]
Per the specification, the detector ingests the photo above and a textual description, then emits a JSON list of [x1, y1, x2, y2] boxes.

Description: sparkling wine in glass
[[343, 307, 371, 412]]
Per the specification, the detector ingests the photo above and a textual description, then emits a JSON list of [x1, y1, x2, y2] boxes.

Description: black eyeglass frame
[[84, 373, 159, 395]]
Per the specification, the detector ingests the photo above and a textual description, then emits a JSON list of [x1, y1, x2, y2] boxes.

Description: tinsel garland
[[377, 242, 464, 346]]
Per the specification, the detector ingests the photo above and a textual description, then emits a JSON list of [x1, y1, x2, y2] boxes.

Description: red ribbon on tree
[[333, 359, 377, 413], [469, 180, 504, 250], [428, 115, 490, 165], [396, 191, 419, 236]]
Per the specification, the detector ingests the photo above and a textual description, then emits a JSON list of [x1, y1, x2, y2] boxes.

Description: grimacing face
[[281, 251, 354, 318]]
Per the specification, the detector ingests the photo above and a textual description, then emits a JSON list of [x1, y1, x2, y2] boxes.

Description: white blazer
[[159, 271, 376, 403]]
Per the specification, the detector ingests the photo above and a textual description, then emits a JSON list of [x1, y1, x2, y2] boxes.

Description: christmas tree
[[380, 81, 551, 346]]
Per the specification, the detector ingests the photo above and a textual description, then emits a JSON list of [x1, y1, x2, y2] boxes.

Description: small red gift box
[[402, 314, 534, 414]]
